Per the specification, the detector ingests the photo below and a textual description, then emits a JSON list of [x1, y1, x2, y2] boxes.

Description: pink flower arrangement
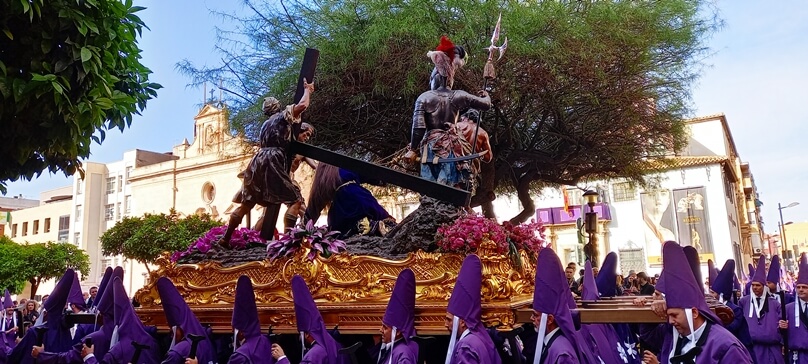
[[436, 214, 509, 254], [266, 220, 347, 261], [502, 219, 547, 254], [171, 225, 266, 262]]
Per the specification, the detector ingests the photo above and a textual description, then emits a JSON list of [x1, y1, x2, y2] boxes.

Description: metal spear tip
[[490, 12, 503, 45]]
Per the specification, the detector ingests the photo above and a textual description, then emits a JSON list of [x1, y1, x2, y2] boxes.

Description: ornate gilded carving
[[134, 243, 536, 334]]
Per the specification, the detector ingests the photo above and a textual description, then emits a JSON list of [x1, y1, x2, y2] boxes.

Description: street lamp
[[583, 190, 599, 264], [779, 202, 799, 272]]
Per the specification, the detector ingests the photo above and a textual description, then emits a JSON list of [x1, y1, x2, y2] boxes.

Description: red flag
[[562, 187, 573, 217]]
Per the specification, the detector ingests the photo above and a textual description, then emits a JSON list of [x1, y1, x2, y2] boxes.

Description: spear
[[471, 13, 508, 157]]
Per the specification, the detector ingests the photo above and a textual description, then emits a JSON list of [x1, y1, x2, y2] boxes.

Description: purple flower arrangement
[[170, 225, 266, 262], [266, 220, 347, 261]]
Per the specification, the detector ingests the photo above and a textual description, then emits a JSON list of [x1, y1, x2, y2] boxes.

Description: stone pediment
[[194, 104, 221, 120]]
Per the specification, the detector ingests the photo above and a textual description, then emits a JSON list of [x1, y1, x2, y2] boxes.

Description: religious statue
[[403, 36, 492, 190], [219, 79, 315, 246]]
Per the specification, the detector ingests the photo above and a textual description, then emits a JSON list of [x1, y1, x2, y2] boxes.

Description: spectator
[[565, 266, 581, 296], [86, 286, 98, 307], [21, 300, 39, 324], [623, 270, 637, 290], [637, 272, 655, 295]]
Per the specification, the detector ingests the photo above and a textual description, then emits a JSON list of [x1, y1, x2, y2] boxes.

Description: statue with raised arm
[[403, 36, 492, 190], [219, 79, 315, 246]]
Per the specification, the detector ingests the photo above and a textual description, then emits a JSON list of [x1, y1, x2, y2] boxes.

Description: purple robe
[[656, 322, 752, 364], [739, 294, 784, 364], [163, 338, 216, 364], [276, 343, 328, 364], [449, 331, 502, 364], [1, 313, 17, 351], [785, 301, 808, 363], [377, 339, 417, 364], [539, 330, 577, 364], [228, 336, 272, 364], [580, 324, 627, 363]]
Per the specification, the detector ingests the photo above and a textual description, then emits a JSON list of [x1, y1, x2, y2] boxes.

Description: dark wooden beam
[[289, 141, 470, 206]]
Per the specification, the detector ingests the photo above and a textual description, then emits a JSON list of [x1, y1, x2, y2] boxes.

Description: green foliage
[[181, 0, 718, 190], [0, 236, 90, 297], [0, 0, 161, 193], [100, 210, 221, 270]]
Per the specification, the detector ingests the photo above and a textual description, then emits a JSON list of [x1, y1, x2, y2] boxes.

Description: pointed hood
[[291, 275, 339, 364], [581, 260, 599, 301], [751, 255, 767, 284], [768, 255, 781, 285], [798, 261, 808, 286], [595, 252, 619, 297], [710, 259, 736, 302], [533, 248, 595, 363], [3, 290, 11, 310], [112, 276, 152, 343], [801, 253, 808, 267], [707, 259, 717, 287], [92, 267, 113, 309], [682, 246, 703, 291], [447, 255, 484, 331], [659, 241, 719, 324], [68, 271, 86, 310], [382, 269, 416, 342], [747, 263, 755, 281], [97, 267, 124, 312], [232, 275, 261, 338], [156, 277, 207, 337], [43, 269, 74, 314]]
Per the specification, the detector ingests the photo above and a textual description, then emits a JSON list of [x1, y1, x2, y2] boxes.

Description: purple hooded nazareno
[[445, 255, 501, 364], [289, 275, 340, 364], [682, 245, 703, 292], [103, 276, 161, 364], [581, 260, 599, 301], [378, 269, 418, 364], [533, 248, 598, 364], [594, 252, 619, 297], [711, 259, 736, 303], [157, 277, 216, 364], [654, 241, 752, 363], [229, 275, 272, 364]]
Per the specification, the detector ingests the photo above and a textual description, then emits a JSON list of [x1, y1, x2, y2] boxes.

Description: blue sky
[[5, 0, 807, 234]]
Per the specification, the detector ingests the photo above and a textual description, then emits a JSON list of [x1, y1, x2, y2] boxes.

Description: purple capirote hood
[[382, 269, 416, 343], [594, 252, 618, 297], [156, 277, 208, 337], [768, 255, 781, 284], [92, 267, 113, 309], [581, 260, 599, 301], [751, 255, 767, 284], [68, 271, 86, 309], [682, 245, 702, 290], [232, 275, 261, 338], [710, 259, 736, 300], [111, 276, 153, 344], [659, 241, 720, 324], [3, 289, 11, 310], [291, 275, 340, 364], [447, 255, 484, 331], [798, 261, 808, 286]]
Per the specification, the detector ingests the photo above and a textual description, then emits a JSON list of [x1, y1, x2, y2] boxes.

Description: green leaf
[[80, 47, 92, 62], [1, 28, 12, 40], [0, 60, 6, 77], [20, 0, 30, 13]]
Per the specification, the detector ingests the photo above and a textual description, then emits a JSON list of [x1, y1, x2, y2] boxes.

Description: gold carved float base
[[134, 241, 536, 335]]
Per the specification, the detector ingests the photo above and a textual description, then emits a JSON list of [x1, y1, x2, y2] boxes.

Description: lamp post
[[779, 202, 799, 272], [583, 190, 600, 265]]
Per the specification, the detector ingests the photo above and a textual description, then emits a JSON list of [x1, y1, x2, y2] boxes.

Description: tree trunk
[[28, 277, 40, 299], [470, 157, 498, 219], [508, 171, 537, 225]]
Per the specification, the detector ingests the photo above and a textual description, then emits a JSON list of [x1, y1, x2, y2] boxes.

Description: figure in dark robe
[[444, 255, 501, 364], [223, 276, 272, 364], [404, 36, 492, 190], [219, 79, 315, 245], [779, 259, 808, 363], [28, 270, 79, 360], [66, 273, 95, 345], [641, 242, 752, 364]]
